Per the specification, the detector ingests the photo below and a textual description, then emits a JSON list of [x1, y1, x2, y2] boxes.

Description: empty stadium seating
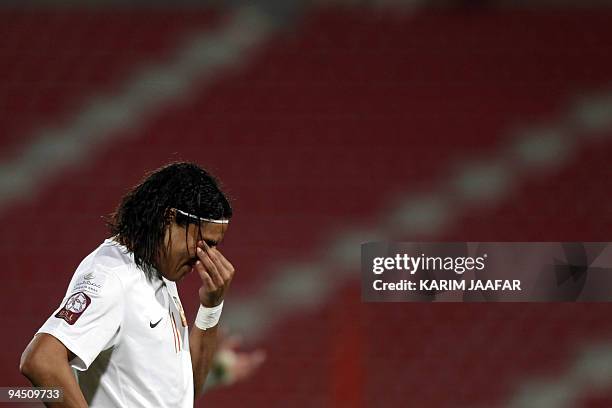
[[0, 9, 220, 159]]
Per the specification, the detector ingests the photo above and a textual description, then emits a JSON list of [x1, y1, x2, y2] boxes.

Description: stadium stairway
[[0, 9, 220, 160]]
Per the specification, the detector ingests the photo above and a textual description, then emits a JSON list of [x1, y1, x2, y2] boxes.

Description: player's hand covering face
[[159, 213, 228, 283], [195, 240, 234, 307]]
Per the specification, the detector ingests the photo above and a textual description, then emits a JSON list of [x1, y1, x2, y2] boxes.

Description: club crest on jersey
[[55, 292, 91, 325]]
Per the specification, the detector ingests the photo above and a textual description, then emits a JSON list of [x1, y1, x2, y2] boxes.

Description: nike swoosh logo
[[149, 317, 163, 328]]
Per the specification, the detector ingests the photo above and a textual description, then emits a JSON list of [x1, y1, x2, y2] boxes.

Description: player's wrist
[[195, 301, 224, 330]]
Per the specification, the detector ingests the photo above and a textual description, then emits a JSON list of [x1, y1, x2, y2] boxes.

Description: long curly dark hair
[[107, 162, 232, 279]]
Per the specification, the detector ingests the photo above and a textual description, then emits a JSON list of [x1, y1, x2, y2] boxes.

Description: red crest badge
[[55, 292, 91, 325]]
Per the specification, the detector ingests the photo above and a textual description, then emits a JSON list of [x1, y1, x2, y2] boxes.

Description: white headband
[[175, 209, 230, 224]]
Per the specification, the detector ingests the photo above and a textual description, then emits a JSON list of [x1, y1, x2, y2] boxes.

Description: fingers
[[195, 241, 234, 308], [197, 241, 235, 281], [195, 247, 225, 288], [211, 248, 235, 277], [195, 261, 216, 291]]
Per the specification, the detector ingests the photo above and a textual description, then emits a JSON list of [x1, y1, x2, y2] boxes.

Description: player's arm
[[190, 241, 235, 398], [20, 333, 88, 408], [190, 323, 219, 396]]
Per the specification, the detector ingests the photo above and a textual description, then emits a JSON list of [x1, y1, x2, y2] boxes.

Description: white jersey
[[38, 239, 193, 407]]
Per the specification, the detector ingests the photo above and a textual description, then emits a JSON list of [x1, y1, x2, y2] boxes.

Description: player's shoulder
[[70, 239, 140, 297], [88, 238, 134, 270]]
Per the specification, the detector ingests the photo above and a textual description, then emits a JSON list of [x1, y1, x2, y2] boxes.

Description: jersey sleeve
[[37, 265, 124, 371]]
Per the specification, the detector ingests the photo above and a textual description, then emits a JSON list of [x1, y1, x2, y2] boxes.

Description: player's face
[[158, 218, 228, 282]]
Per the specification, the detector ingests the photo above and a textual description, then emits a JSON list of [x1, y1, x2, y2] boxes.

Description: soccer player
[[20, 162, 237, 407]]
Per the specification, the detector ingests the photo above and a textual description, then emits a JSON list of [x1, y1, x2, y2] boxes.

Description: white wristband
[[195, 301, 224, 330]]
